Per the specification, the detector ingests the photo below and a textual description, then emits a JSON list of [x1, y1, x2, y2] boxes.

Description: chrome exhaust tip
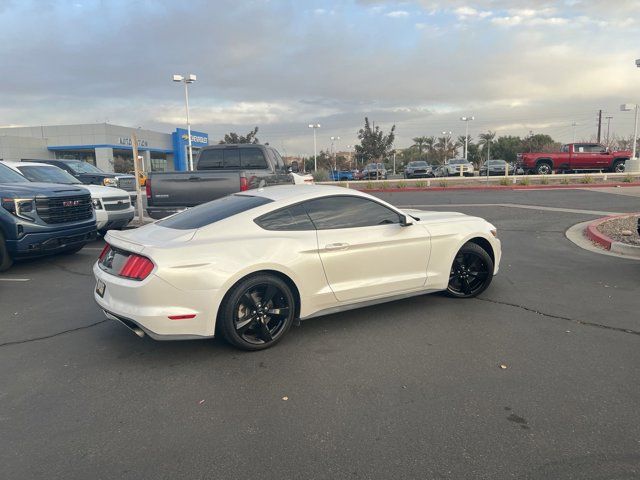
[[132, 327, 145, 338]]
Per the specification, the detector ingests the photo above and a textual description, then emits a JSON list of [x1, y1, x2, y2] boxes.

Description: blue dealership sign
[[172, 128, 209, 171]]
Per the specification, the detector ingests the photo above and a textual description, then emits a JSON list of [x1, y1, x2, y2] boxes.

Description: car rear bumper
[[93, 262, 219, 339], [7, 224, 97, 258]]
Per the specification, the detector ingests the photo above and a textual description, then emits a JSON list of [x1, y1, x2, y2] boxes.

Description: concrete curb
[[353, 182, 640, 193], [584, 214, 640, 258]]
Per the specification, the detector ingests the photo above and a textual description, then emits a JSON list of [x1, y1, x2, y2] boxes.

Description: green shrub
[[499, 177, 509, 186], [365, 181, 374, 190], [560, 177, 570, 185], [580, 175, 594, 184], [622, 174, 634, 183], [438, 180, 447, 188], [312, 169, 328, 182], [381, 181, 389, 190], [396, 181, 407, 189], [520, 176, 531, 186], [415, 181, 426, 188], [540, 176, 549, 185]]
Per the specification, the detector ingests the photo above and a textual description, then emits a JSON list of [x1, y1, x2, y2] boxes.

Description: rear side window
[[158, 195, 272, 230], [255, 204, 315, 231], [241, 148, 268, 169], [197, 149, 224, 169]]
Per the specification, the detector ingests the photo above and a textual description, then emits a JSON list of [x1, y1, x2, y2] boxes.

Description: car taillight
[[240, 176, 249, 191], [145, 179, 152, 199], [98, 243, 111, 261], [119, 254, 154, 280]]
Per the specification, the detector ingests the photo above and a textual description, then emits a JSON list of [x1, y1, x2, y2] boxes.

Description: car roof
[[3, 161, 57, 168], [237, 184, 372, 203]]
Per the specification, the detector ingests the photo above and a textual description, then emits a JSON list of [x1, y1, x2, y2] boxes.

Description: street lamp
[[308, 123, 321, 171], [441, 131, 453, 164], [330, 136, 341, 171], [460, 116, 474, 160], [173, 73, 197, 171], [620, 103, 638, 160]]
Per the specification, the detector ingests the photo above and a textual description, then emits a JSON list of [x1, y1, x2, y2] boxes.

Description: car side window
[[241, 148, 268, 169], [255, 204, 315, 231], [198, 149, 224, 169], [303, 196, 400, 230], [575, 144, 586, 153]]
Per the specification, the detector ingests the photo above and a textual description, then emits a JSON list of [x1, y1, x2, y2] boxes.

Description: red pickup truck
[[517, 143, 631, 175]]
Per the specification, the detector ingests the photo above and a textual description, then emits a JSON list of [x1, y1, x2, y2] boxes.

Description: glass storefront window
[[54, 150, 96, 165]]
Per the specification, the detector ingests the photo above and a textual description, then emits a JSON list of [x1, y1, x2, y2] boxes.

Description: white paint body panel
[[93, 185, 501, 339]]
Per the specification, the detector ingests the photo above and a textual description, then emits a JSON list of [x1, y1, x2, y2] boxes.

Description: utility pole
[[131, 132, 144, 226], [596, 109, 602, 143], [572, 122, 578, 143], [605, 116, 613, 146]]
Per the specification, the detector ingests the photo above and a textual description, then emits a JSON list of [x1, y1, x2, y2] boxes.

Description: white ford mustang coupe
[[94, 185, 501, 350]]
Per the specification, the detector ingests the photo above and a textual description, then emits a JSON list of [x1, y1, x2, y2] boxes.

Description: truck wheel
[[0, 232, 14, 272], [535, 162, 552, 175], [612, 160, 625, 173]]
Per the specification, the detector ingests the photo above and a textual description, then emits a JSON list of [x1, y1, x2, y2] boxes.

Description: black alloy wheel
[[220, 274, 296, 350], [446, 242, 494, 298], [612, 160, 625, 173]]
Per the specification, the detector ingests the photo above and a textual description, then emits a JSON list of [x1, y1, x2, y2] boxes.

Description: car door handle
[[325, 242, 349, 251]]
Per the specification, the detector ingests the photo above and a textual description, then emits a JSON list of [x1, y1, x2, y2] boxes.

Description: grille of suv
[[104, 197, 131, 211], [36, 194, 93, 224], [116, 177, 135, 191]]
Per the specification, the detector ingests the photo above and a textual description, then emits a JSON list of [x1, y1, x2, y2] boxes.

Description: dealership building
[[0, 123, 209, 173]]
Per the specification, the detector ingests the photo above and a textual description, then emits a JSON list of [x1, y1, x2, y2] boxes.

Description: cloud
[[454, 6, 492, 19], [386, 10, 409, 18]]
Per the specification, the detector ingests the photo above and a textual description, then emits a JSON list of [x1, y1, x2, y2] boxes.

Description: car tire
[[0, 231, 14, 272], [446, 242, 494, 299], [535, 161, 552, 175], [612, 160, 625, 173], [219, 273, 296, 351]]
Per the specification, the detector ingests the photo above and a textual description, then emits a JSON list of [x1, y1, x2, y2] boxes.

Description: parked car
[[0, 162, 96, 271], [442, 159, 474, 177], [4, 161, 134, 235], [404, 161, 434, 178], [22, 159, 138, 199], [329, 170, 354, 181], [479, 159, 515, 176], [516, 143, 631, 175], [146, 144, 293, 219], [94, 185, 501, 350], [362, 163, 388, 180], [351, 169, 364, 180]]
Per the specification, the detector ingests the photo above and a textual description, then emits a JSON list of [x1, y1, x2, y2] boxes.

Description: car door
[[571, 144, 591, 169], [302, 195, 431, 302]]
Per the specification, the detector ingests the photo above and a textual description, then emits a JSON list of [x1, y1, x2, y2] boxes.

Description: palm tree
[[424, 136, 436, 162], [412, 136, 429, 156], [457, 135, 472, 159], [478, 131, 496, 162], [435, 135, 458, 163]]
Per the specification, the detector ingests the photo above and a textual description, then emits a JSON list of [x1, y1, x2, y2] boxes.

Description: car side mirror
[[400, 214, 413, 227]]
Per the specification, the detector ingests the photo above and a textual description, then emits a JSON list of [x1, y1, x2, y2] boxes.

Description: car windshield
[[17, 165, 82, 184], [64, 161, 104, 174], [0, 163, 29, 183], [158, 194, 273, 230], [410, 162, 428, 167], [449, 159, 467, 165], [487, 160, 506, 166]]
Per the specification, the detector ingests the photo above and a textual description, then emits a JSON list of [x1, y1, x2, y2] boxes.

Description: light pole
[[620, 103, 638, 160], [441, 131, 452, 163], [571, 121, 579, 143], [330, 136, 341, 171], [605, 115, 613, 146], [308, 124, 321, 171], [346, 145, 354, 169], [172, 74, 197, 171], [460, 116, 474, 160]]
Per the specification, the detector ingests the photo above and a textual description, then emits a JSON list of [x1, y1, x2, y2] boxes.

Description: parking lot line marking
[[0, 278, 30, 282], [399, 203, 623, 216]]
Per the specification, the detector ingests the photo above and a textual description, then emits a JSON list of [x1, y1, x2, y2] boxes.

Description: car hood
[[83, 184, 131, 198], [105, 223, 196, 254], [0, 182, 90, 197]]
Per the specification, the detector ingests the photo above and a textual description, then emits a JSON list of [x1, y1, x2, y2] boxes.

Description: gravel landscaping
[[597, 214, 640, 246]]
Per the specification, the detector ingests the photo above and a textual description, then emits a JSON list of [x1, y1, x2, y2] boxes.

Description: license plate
[[96, 279, 106, 298]]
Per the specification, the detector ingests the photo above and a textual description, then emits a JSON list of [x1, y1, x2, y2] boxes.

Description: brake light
[[145, 179, 152, 199], [119, 254, 154, 280], [240, 176, 249, 191], [98, 243, 111, 261]]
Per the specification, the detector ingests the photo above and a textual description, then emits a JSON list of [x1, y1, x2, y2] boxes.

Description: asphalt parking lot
[[1, 188, 639, 479]]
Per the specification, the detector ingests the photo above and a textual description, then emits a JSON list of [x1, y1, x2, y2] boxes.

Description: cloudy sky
[[1, 0, 639, 155]]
